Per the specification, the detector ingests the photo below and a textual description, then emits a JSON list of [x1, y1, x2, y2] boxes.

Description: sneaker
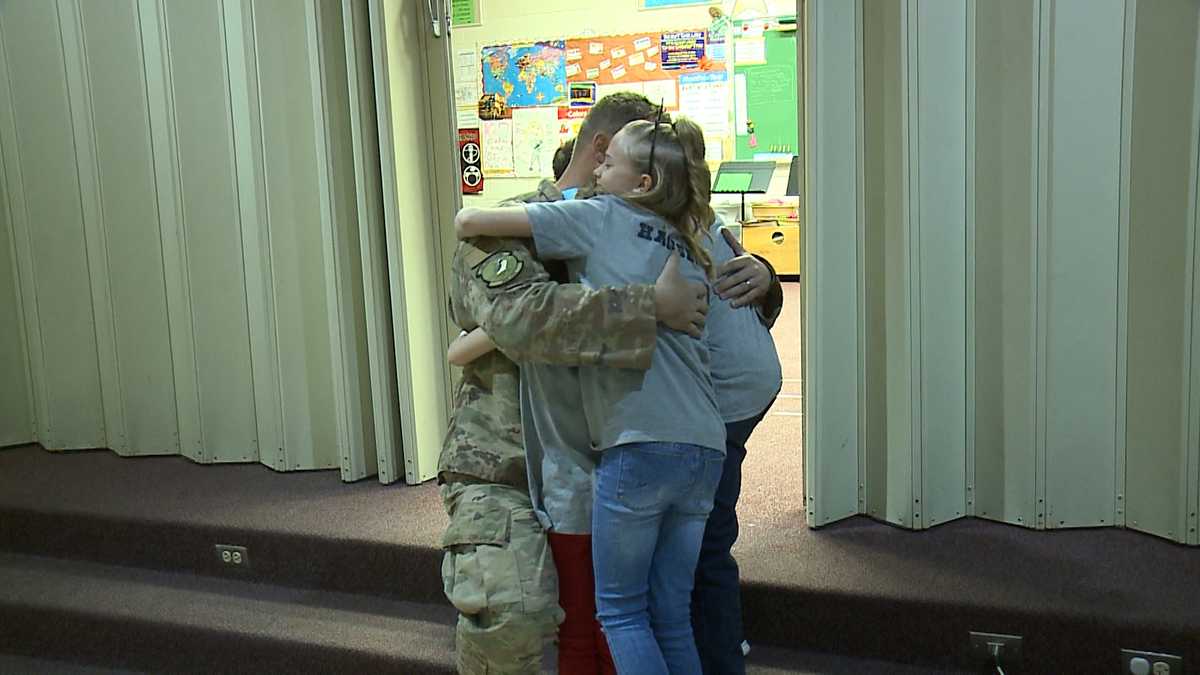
[[741, 640, 751, 657]]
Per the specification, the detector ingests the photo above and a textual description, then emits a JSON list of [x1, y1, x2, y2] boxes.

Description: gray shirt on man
[[707, 218, 782, 422]]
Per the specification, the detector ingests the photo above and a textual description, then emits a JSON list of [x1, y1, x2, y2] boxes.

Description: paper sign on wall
[[558, 106, 588, 143], [457, 105, 481, 129], [454, 48, 481, 107], [512, 107, 560, 178], [733, 73, 748, 136], [679, 71, 731, 138], [642, 79, 678, 109], [628, 52, 646, 67], [450, 0, 480, 27], [660, 30, 705, 70], [482, 119, 515, 176], [596, 82, 644, 103], [734, 37, 766, 65], [705, 140, 723, 162]]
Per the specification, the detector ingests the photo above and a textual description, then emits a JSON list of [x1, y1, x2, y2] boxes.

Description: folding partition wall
[[0, 0, 407, 482], [806, 0, 1200, 545]]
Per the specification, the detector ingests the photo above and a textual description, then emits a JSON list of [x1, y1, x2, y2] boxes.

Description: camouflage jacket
[[438, 180, 659, 489]]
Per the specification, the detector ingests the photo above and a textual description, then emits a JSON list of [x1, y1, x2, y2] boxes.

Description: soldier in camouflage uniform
[[440, 93, 781, 675], [440, 179, 691, 674]]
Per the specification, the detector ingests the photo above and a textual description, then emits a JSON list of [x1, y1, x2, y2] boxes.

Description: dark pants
[[691, 406, 770, 675]]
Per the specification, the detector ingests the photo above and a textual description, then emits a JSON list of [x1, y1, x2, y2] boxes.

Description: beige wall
[[809, 0, 1200, 545], [0, 158, 31, 447], [0, 0, 382, 479], [1124, 0, 1200, 542], [972, 0, 1038, 527]]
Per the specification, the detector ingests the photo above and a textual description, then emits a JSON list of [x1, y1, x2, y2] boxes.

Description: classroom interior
[[446, 0, 806, 520]]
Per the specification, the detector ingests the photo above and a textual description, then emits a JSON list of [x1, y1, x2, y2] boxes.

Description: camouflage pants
[[441, 482, 564, 674]]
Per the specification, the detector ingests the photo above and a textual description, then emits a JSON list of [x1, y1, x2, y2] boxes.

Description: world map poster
[[481, 41, 568, 107]]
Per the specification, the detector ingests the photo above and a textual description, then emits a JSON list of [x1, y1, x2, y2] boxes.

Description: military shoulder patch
[[476, 250, 524, 288]]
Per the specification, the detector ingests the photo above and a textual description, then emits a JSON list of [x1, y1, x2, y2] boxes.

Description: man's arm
[[747, 253, 784, 327], [714, 230, 784, 328], [453, 237, 659, 370]]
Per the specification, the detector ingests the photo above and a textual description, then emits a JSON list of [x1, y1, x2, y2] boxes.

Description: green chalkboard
[[734, 26, 799, 160]]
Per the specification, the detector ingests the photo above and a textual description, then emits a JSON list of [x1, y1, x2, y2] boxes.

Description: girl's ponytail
[[622, 116, 716, 278], [672, 119, 716, 278]]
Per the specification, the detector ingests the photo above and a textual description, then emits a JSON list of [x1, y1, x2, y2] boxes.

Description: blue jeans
[[592, 442, 724, 675], [691, 406, 770, 675]]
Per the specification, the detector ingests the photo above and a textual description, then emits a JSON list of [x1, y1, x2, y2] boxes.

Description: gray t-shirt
[[519, 361, 596, 533], [526, 194, 726, 453], [706, 218, 782, 422]]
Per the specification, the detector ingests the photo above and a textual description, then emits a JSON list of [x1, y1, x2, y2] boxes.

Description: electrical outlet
[[215, 544, 250, 570], [970, 631, 1023, 665], [1122, 649, 1183, 675]]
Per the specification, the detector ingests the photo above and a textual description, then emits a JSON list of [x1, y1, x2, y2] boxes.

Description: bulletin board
[[563, 31, 718, 86], [471, 26, 738, 176], [734, 25, 799, 160]]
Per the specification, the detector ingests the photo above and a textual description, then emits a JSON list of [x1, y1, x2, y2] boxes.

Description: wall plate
[[214, 544, 250, 570], [970, 631, 1023, 664], [1122, 649, 1184, 675]]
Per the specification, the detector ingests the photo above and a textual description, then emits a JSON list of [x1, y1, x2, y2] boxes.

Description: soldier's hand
[[655, 253, 708, 338], [715, 227, 771, 308]]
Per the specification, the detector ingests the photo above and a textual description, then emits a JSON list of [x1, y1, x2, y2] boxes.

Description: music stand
[[711, 161, 776, 223]]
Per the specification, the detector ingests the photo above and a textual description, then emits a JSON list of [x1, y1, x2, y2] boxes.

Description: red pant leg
[[548, 532, 614, 675]]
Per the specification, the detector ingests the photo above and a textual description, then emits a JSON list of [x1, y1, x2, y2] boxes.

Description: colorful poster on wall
[[512, 108, 560, 178], [661, 31, 705, 70], [564, 31, 717, 87], [558, 107, 588, 143], [459, 128, 483, 194], [569, 82, 596, 107], [478, 93, 511, 121], [481, 41, 568, 108]]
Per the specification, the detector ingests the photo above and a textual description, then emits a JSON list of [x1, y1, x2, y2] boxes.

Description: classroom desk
[[740, 218, 801, 276]]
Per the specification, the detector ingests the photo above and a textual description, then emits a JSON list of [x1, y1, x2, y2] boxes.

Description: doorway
[[382, 1, 805, 512]]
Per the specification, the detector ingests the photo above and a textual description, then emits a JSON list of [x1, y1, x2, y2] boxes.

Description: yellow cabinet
[[741, 220, 801, 276]]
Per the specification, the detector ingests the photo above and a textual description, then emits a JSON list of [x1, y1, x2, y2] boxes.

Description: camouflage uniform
[[440, 180, 660, 674]]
